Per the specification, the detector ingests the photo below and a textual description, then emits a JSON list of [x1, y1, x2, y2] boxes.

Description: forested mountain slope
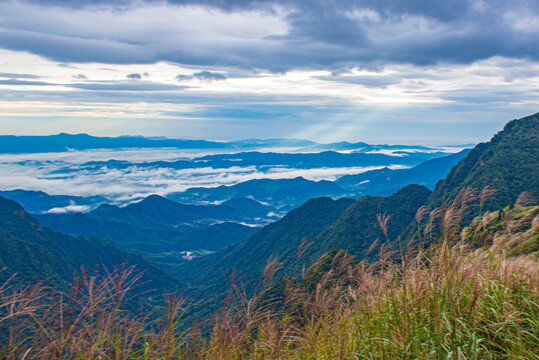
[[0, 196, 178, 293], [429, 113, 538, 209]]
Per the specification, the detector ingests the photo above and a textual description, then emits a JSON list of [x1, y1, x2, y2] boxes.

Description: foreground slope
[[177, 113, 539, 322], [307, 184, 431, 262]]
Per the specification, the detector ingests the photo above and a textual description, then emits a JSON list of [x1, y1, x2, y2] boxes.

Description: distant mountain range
[[79, 150, 449, 172], [0, 189, 108, 214], [168, 177, 343, 212], [0, 132, 460, 154]]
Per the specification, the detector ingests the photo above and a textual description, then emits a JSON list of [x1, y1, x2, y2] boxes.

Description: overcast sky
[[0, 0, 538, 144]]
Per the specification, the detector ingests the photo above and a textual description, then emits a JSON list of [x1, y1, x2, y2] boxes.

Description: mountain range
[[172, 112, 539, 320], [0, 132, 456, 154], [0, 112, 536, 326], [0, 196, 179, 296], [34, 196, 270, 262]]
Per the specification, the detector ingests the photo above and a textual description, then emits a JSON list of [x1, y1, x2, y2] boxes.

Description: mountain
[[0, 196, 178, 294], [0, 133, 451, 155], [88, 195, 271, 227], [176, 113, 539, 322], [336, 149, 471, 196], [175, 196, 356, 320], [0, 189, 107, 213], [306, 184, 432, 262], [35, 195, 268, 255], [79, 150, 448, 174], [427, 113, 539, 210], [189, 150, 448, 169], [177, 184, 429, 292], [175, 185, 430, 321], [0, 133, 225, 153], [168, 177, 344, 211], [0, 134, 320, 154]]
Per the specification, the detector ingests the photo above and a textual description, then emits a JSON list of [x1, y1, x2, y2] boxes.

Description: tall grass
[[198, 241, 537, 359], [1, 193, 538, 359], [0, 265, 189, 359]]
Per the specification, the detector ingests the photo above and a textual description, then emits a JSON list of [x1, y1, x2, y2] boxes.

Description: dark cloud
[[0, 72, 41, 79], [126, 73, 142, 79], [316, 74, 400, 88], [176, 71, 227, 81], [0, 79, 53, 86], [72, 74, 88, 79], [68, 81, 189, 91], [0, 0, 538, 71], [175, 74, 192, 81], [194, 71, 227, 80], [0, 29, 153, 64]]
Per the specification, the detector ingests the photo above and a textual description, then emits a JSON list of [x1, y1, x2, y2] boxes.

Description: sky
[[0, 0, 538, 144]]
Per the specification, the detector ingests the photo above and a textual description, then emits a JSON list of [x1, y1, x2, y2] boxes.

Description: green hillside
[[175, 185, 430, 323], [176, 196, 356, 320], [308, 184, 431, 262], [0, 196, 178, 294], [429, 113, 538, 209]]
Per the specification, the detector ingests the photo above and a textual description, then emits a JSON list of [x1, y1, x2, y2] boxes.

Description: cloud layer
[[1, 0, 538, 70], [0, 147, 415, 202]]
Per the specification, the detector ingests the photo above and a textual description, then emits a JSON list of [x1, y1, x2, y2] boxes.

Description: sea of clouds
[[0, 148, 412, 203]]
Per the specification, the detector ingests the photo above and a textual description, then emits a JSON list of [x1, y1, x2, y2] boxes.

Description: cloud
[[193, 71, 227, 81], [0, 0, 537, 70], [0, 72, 41, 79], [68, 81, 189, 91], [0, 79, 53, 86], [126, 73, 142, 79], [315, 74, 400, 88], [0, 147, 414, 202], [47, 203, 92, 213], [176, 71, 228, 81], [72, 74, 87, 79]]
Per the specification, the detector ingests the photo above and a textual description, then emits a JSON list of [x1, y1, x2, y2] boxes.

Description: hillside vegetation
[[0, 196, 178, 293], [429, 113, 538, 210]]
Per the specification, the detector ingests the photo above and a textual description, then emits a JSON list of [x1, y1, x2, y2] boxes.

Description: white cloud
[[47, 203, 92, 214], [0, 148, 413, 202]]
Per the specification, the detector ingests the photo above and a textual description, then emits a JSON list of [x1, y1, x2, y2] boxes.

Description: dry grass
[[197, 240, 538, 360], [0, 265, 188, 359]]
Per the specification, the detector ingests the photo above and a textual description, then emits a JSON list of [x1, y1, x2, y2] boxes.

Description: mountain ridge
[[0, 196, 179, 294]]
